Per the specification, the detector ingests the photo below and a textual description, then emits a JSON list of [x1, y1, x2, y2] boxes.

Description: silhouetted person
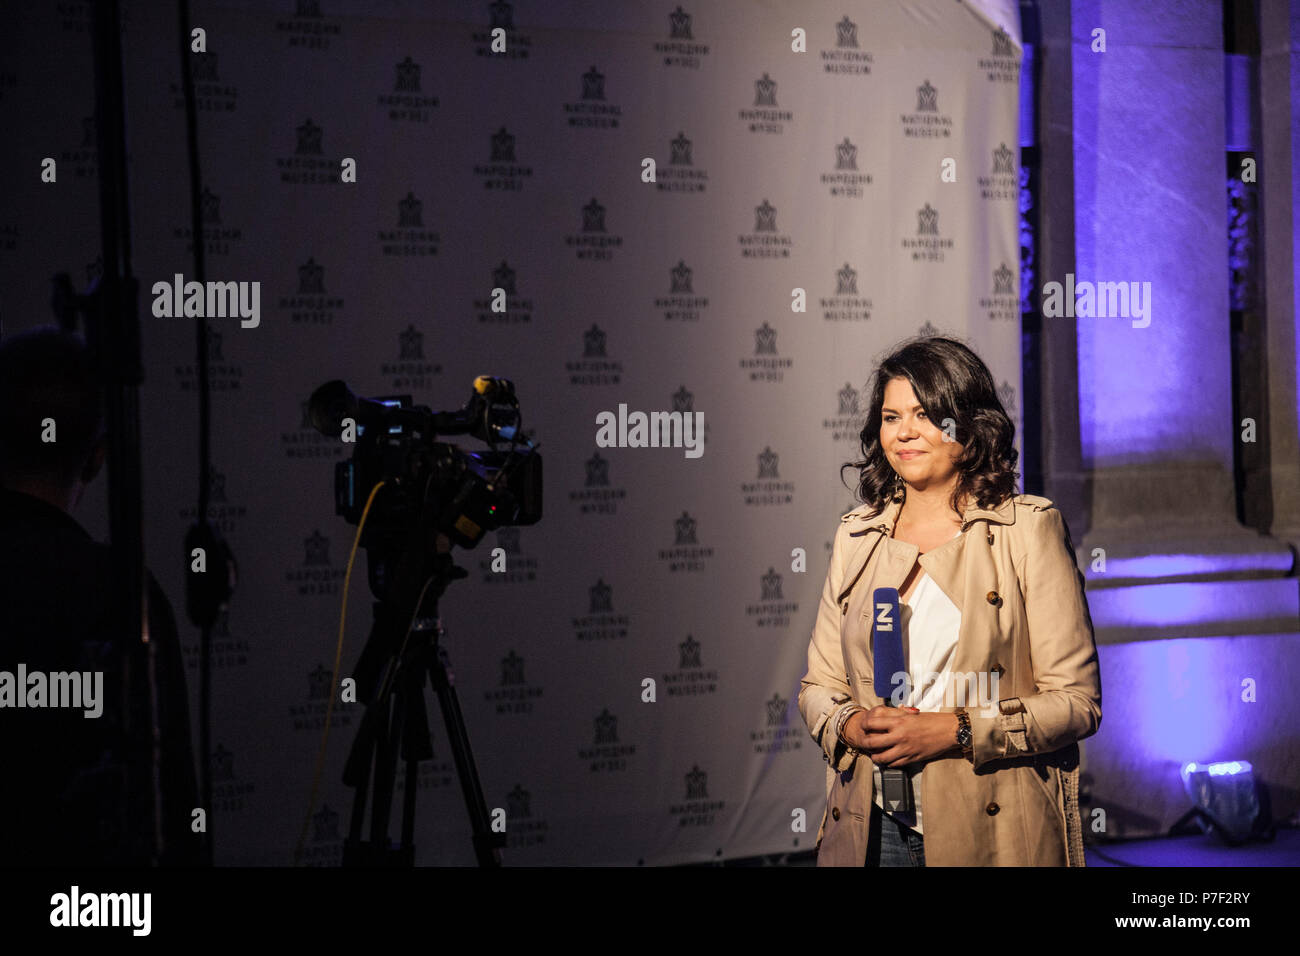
[[0, 327, 200, 866]]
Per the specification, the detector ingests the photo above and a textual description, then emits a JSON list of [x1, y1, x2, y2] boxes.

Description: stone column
[[1068, 0, 1293, 590], [1059, 0, 1299, 843], [1033, 0, 1087, 528], [1260, 0, 1300, 552]]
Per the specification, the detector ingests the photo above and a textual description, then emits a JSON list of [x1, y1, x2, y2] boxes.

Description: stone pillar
[[1260, 0, 1300, 552], [1033, 0, 1087, 529], [1057, 0, 1300, 843], [1068, 0, 1293, 591]]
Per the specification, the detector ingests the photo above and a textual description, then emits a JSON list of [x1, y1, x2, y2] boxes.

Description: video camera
[[307, 376, 542, 552]]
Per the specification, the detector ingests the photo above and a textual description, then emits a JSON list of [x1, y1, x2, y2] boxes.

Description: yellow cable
[[293, 479, 384, 865]]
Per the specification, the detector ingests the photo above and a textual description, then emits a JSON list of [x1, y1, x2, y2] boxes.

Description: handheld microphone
[[872, 587, 905, 706], [871, 586, 914, 817]]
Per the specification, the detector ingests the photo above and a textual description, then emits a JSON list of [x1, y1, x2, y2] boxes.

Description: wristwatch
[[954, 707, 973, 755]]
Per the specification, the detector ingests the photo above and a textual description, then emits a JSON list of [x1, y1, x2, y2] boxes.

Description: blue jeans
[[865, 802, 925, 867]]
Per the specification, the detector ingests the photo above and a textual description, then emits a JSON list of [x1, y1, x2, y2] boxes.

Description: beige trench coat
[[798, 493, 1102, 866]]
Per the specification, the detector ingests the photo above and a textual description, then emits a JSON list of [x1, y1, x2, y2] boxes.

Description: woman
[[798, 336, 1102, 866]]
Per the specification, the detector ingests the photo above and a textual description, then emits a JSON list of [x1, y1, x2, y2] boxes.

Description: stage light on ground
[[1177, 760, 1265, 845]]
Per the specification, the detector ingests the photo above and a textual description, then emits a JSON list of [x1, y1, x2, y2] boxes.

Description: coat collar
[[840, 492, 1017, 536]]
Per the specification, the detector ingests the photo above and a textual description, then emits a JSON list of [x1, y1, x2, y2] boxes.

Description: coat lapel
[[918, 534, 968, 612], [833, 500, 894, 605], [837, 492, 1020, 611]]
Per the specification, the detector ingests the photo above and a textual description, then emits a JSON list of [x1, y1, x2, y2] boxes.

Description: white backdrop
[[0, 0, 1021, 864]]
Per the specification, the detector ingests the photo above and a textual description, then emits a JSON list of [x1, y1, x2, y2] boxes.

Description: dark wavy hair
[[840, 335, 1019, 519]]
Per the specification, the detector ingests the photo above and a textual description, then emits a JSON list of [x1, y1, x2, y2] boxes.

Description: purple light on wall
[[1070, 6, 1233, 473], [1093, 552, 1292, 580], [1117, 637, 1237, 765], [1087, 578, 1297, 630]]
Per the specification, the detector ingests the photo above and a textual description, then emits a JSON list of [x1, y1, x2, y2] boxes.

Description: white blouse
[[870, 567, 963, 835]]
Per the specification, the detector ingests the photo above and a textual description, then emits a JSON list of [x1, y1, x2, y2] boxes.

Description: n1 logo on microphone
[[875, 602, 896, 630], [872, 587, 901, 633]]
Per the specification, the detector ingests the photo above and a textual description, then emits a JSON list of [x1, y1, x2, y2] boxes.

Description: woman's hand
[[843, 705, 960, 767]]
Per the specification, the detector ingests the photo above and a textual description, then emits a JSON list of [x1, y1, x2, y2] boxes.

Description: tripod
[[341, 540, 503, 867]]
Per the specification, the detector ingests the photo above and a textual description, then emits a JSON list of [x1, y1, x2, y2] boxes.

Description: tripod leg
[[342, 627, 419, 866], [341, 691, 384, 865], [426, 629, 502, 867], [398, 648, 433, 857], [342, 604, 402, 865], [369, 676, 405, 850]]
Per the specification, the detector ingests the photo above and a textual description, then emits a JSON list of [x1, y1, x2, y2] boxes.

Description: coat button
[[840, 599, 849, 615], [986, 531, 994, 545], [986, 802, 1000, 815], [986, 590, 1000, 605], [831, 807, 841, 821], [992, 662, 1005, 677]]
